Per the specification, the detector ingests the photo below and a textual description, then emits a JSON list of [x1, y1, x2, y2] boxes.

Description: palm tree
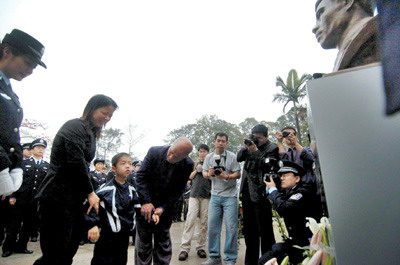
[[273, 69, 312, 145]]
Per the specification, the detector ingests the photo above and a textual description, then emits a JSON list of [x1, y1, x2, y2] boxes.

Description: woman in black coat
[[0, 29, 46, 196], [33, 94, 118, 265]]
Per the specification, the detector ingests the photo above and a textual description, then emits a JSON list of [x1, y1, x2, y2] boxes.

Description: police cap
[[30, 138, 47, 149], [278, 160, 306, 177], [22, 143, 32, 150], [93, 158, 106, 165], [2, 29, 46, 68]]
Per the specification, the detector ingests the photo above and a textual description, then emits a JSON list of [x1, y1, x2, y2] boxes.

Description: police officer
[[0, 29, 47, 196], [89, 158, 107, 191], [258, 161, 315, 265], [22, 143, 32, 160], [2, 138, 49, 257]]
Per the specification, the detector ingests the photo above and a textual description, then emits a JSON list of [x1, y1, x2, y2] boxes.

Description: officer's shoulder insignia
[[289, 193, 303, 200], [25, 165, 32, 168]]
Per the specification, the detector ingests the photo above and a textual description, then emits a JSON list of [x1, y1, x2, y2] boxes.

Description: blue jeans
[[207, 195, 238, 264]]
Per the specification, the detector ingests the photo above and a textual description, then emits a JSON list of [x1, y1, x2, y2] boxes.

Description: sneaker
[[201, 258, 222, 265], [178, 251, 188, 261], [197, 249, 207, 258]]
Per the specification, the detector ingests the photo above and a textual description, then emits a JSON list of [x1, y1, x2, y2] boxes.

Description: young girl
[[0, 29, 46, 196], [33, 94, 118, 265], [86, 152, 141, 265]]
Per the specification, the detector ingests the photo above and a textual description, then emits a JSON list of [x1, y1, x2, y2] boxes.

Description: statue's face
[[312, 0, 348, 49]]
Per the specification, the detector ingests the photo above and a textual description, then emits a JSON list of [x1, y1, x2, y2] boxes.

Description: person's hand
[[141, 203, 155, 222], [9, 197, 16, 205], [208, 168, 215, 177], [87, 192, 100, 214], [88, 226, 100, 242], [9, 168, 23, 191], [216, 172, 229, 180], [152, 207, 163, 225], [247, 142, 258, 152], [264, 176, 276, 189], [275, 131, 284, 143], [152, 214, 160, 225]]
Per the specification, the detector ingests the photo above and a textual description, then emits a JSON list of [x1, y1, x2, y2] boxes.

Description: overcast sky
[[1, 0, 337, 159]]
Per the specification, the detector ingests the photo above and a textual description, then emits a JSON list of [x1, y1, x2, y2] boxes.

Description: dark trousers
[[242, 198, 275, 265], [172, 198, 183, 221], [2, 202, 34, 252], [30, 201, 40, 238], [33, 200, 84, 265], [135, 213, 172, 265], [0, 198, 11, 246], [91, 230, 129, 265], [257, 241, 304, 265]]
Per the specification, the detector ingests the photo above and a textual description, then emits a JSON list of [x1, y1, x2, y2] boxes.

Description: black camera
[[262, 157, 282, 186], [213, 155, 226, 176], [282, 131, 290, 138], [244, 135, 259, 146]]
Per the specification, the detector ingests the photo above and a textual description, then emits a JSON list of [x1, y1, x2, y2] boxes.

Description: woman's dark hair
[[82, 94, 118, 139], [111, 152, 131, 167], [0, 44, 23, 59], [198, 144, 210, 152]]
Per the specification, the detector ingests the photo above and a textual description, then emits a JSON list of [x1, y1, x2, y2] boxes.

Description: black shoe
[[14, 249, 33, 254], [197, 249, 207, 258], [178, 251, 188, 261], [1, 251, 13, 257], [30, 237, 38, 242]]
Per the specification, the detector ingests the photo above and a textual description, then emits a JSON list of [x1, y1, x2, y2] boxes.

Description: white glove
[[0, 167, 14, 196], [10, 168, 23, 192]]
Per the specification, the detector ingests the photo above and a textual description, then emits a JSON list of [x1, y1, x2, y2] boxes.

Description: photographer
[[275, 127, 316, 189], [202, 132, 240, 265], [237, 124, 279, 265], [258, 161, 313, 265]]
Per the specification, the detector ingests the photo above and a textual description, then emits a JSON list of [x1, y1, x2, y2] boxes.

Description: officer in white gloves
[[0, 29, 47, 196]]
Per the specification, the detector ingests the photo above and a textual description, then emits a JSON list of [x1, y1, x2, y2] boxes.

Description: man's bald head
[[166, 137, 193, 164]]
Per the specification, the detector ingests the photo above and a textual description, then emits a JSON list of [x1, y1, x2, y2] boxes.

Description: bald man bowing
[[135, 137, 194, 265]]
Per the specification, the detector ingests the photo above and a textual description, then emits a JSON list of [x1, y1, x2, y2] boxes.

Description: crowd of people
[[0, 28, 324, 265]]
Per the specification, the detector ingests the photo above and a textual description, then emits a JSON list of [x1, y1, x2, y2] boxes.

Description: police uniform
[[89, 158, 107, 191], [258, 161, 314, 265], [2, 139, 49, 255], [0, 29, 46, 197]]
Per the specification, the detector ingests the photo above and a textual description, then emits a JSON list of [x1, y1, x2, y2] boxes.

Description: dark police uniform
[[2, 156, 49, 254], [89, 170, 107, 191], [0, 74, 23, 174], [0, 29, 46, 196], [258, 162, 314, 265]]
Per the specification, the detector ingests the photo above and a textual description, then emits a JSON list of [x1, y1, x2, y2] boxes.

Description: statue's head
[[312, 0, 374, 49]]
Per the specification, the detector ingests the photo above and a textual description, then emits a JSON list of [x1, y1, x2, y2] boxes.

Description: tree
[[123, 123, 145, 161], [96, 128, 124, 163], [273, 69, 312, 144], [165, 115, 243, 158]]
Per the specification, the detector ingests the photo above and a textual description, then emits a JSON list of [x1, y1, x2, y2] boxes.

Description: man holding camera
[[258, 161, 313, 265], [275, 127, 316, 188], [202, 133, 241, 265], [237, 124, 279, 265], [179, 144, 210, 261]]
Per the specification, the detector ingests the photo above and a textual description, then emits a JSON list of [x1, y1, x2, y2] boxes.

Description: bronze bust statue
[[312, 0, 380, 71]]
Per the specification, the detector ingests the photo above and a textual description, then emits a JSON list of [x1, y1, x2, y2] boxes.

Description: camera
[[213, 154, 225, 176], [282, 131, 290, 138], [262, 157, 282, 186], [244, 135, 259, 146]]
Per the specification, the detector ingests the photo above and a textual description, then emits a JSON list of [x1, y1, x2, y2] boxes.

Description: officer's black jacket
[[12, 158, 49, 203], [0, 76, 23, 171], [36, 118, 95, 204], [136, 146, 193, 214], [89, 171, 107, 191], [237, 141, 279, 202], [268, 183, 313, 246]]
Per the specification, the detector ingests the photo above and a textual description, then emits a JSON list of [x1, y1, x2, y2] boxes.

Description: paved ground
[[0, 220, 251, 265]]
